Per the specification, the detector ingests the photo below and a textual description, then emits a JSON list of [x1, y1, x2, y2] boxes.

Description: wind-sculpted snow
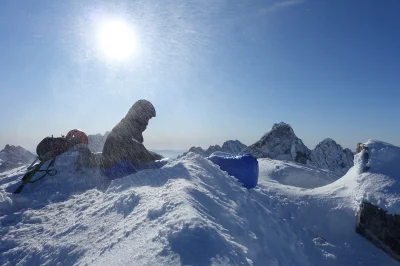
[[0, 141, 399, 265], [316, 139, 400, 214], [258, 158, 340, 189]]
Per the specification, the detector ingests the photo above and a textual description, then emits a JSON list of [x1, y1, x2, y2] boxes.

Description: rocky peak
[[308, 138, 354, 175], [243, 122, 311, 163], [0, 144, 36, 172], [222, 140, 247, 154], [180, 140, 247, 158], [187, 147, 207, 157]]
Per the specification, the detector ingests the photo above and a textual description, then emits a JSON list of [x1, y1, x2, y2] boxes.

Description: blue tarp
[[208, 153, 259, 189]]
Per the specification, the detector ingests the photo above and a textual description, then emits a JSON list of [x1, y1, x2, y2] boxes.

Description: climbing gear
[[36, 136, 71, 160], [13, 156, 57, 194], [66, 129, 89, 145]]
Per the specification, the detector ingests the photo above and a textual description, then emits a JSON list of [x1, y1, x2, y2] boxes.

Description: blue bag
[[208, 153, 259, 189]]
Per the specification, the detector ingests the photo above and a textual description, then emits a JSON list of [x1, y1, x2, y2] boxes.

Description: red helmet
[[66, 129, 88, 145]]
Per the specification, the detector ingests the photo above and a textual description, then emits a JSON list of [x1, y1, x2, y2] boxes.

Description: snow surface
[[0, 140, 399, 265], [258, 158, 340, 189]]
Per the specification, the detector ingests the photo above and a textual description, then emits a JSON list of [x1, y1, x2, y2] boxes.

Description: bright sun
[[97, 19, 138, 61]]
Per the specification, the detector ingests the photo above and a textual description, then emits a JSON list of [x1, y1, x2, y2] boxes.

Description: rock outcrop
[[308, 138, 354, 175], [243, 122, 311, 163], [180, 140, 247, 158], [356, 202, 400, 261], [243, 122, 354, 175], [0, 145, 36, 172]]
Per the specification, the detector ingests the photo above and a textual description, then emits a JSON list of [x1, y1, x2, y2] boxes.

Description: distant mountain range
[[179, 140, 248, 158], [243, 122, 354, 175], [1, 123, 354, 175], [0, 145, 36, 172]]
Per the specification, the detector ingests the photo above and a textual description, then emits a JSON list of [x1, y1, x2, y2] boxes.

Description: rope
[[28, 157, 57, 183]]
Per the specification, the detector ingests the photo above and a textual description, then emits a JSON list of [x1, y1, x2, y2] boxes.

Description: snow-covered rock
[[243, 122, 311, 163], [180, 140, 247, 158], [1, 140, 399, 265], [317, 139, 400, 214], [0, 144, 36, 172], [222, 140, 247, 154], [308, 138, 354, 175], [87, 132, 109, 153]]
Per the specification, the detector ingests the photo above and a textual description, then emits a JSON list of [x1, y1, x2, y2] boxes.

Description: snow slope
[[258, 158, 340, 189], [0, 140, 399, 265]]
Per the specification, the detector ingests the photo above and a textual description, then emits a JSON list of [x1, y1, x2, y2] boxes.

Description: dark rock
[[356, 202, 400, 261]]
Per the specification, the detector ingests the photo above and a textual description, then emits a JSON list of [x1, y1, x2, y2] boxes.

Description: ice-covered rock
[[0, 145, 36, 172], [221, 140, 247, 154], [87, 132, 110, 153], [308, 138, 354, 175], [243, 122, 311, 163]]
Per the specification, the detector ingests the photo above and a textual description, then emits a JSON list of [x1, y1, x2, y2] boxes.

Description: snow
[[258, 158, 340, 189], [0, 140, 399, 265]]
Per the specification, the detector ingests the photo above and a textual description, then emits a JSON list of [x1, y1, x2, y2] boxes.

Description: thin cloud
[[261, 0, 307, 14]]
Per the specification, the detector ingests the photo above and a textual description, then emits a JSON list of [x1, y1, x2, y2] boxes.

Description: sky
[[0, 0, 399, 152]]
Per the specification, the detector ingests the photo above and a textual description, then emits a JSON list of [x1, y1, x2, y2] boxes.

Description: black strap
[[13, 157, 57, 194], [28, 157, 57, 183]]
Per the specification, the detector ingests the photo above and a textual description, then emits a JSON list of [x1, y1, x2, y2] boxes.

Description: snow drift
[[0, 140, 399, 265]]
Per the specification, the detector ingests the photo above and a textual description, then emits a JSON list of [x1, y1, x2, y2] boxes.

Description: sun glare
[[97, 19, 138, 61]]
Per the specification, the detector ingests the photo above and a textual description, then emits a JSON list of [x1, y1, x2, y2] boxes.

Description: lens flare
[[97, 19, 138, 61]]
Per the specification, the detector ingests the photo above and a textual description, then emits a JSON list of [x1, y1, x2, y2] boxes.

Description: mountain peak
[[270, 122, 295, 134], [181, 140, 247, 158], [0, 144, 36, 172], [244, 122, 310, 162]]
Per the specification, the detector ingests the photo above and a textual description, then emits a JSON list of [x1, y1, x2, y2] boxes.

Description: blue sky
[[0, 0, 399, 152]]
